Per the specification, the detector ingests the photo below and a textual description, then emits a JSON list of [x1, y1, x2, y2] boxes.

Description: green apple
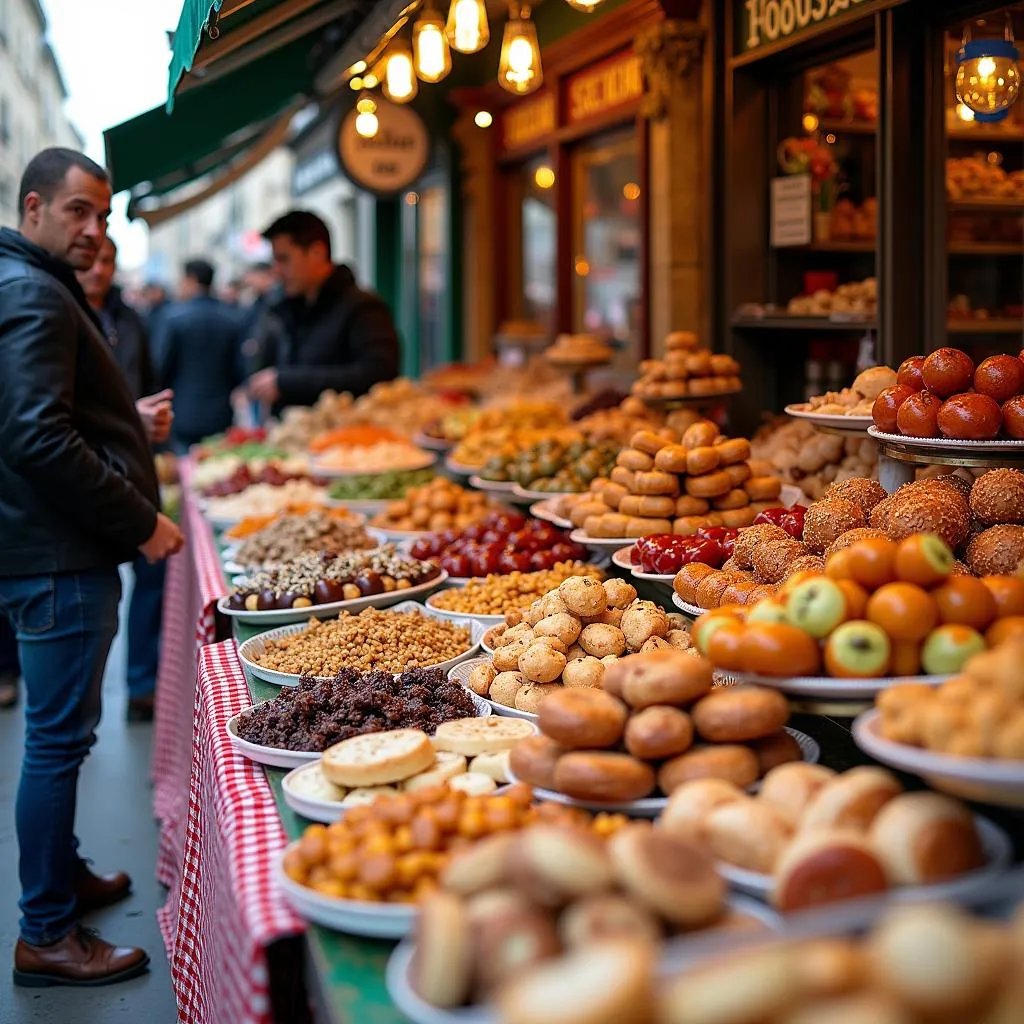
[[824, 620, 892, 678], [693, 614, 740, 656], [747, 599, 789, 625], [786, 578, 848, 639], [921, 624, 986, 675]]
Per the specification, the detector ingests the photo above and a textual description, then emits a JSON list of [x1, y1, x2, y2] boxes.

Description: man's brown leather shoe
[[75, 860, 132, 914], [13, 925, 149, 987]]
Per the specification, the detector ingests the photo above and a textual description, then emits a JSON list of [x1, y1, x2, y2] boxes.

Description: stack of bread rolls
[[510, 647, 800, 804], [631, 331, 742, 401], [569, 419, 784, 540]]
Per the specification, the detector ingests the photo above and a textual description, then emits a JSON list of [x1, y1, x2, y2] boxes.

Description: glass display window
[[519, 153, 558, 333]]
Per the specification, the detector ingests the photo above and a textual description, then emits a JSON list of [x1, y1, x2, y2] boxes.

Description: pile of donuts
[[630, 331, 742, 402], [569, 419, 784, 540]]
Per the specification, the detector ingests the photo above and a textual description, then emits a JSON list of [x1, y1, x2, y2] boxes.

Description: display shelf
[[947, 319, 1024, 335], [948, 243, 1024, 256], [948, 125, 1024, 144], [789, 240, 876, 253], [948, 198, 1024, 213], [732, 315, 877, 331], [816, 118, 877, 136]]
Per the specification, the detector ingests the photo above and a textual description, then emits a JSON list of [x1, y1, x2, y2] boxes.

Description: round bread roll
[[490, 671, 525, 707], [559, 894, 663, 949], [603, 578, 637, 609], [690, 686, 790, 743], [773, 829, 890, 912], [579, 623, 627, 659], [624, 705, 695, 760], [686, 446, 720, 476], [440, 832, 516, 896], [619, 601, 669, 650], [675, 495, 711, 517], [716, 437, 752, 466], [801, 767, 903, 833], [561, 656, 605, 689], [674, 563, 716, 603], [781, 992, 910, 1024], [631, 429, 670, 455], [433, 716, 537, 756], [497, 939, 655, 1024], [471, 898, 562, 998], [868, 791, 985, 885], [659, 778, 747, 841], [617, 448, 655, 472], [703, 800, 794, 874], [606, 648, 712, 710], [608, 824, 725, 927], [535, 612, 583, 647], [685, 470, 733, 499], [515, 681, 561, 714], [748, 730, 803, 776], [794, 937, 868, 999], [654, 444, 689, 474], [559, 576, 608, 618], [745, 476, 783, 501], [658, 745, 759, 794], [682, 421, 719, 449], [758, 762, 837, 825], [537, 688, 628, 750], [410, 892, 474, 1008], [553, 751, 656, 803], [468, 661, 496, 696], [321, 728, 435, 787], [509, 735, 565, 789], [508, 825, 614, 907]]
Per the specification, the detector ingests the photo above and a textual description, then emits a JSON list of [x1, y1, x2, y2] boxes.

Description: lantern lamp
[[499, 6, 543, 95], [414, 3, 452, 83], [955, 21, 1021, 123], [447, 0, 489, 54], [383, 37, 418, 103], [355, 97, 379, 139]]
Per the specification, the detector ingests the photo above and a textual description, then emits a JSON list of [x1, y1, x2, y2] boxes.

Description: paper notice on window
[[771, 174, 812, 247]]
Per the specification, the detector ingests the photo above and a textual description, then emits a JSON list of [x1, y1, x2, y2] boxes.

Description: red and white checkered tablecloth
[[153, 459, 229, 889], [158, 640, 305, 1024]]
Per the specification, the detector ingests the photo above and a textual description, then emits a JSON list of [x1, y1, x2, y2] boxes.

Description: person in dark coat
[[246, 210, 399, 412], [0, 147, 183, 986], [77, 235, 172, 722], [154, 258, 242, 450]]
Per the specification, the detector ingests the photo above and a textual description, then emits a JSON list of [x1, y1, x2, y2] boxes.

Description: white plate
[[631, 566, 677, 587], [468, 475, 518, 494], [448, 658, 538, 723], [612, 545, 635, 571], [218, 571, 447, 626], [506, 727, 819, 816], [716, 815, 1012, 904], [311, 451, 436, 478], [853, 710, 1024, 808], [672, 593, 708, 617], [276, 848, 416, 938], [511, 484, 582, 503], [529, 499, 572, 530], [480, 627, 504, 655], [444, 457, 480, 477], [425, 593, 507, 627], [222, 527, 389, 575], [414, 431, 453, 452], [724, 671, 951, 702], [238, 601, 485, 687], [373, 527, 431, 544], [569, 528, 638, 554], [785, 406, 874, 432], [867, 426, 1024, 451], [225, 714, 321, 769]]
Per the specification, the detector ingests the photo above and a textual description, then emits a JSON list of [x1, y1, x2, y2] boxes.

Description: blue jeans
[[127, 555, 165, 700], [0, 569, 121, 945]]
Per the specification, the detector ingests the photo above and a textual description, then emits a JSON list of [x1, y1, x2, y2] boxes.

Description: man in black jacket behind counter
[[245, 210, 399, 412], [0, 148, 183, 987]]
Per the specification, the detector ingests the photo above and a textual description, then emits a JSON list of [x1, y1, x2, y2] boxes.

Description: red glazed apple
[[896, 390, 942, 437], [896, 356, 926, 393], [937, 393, 1003, 440], [922, 348, 975, 398], [872, 385, 915, 433], [1002, 396, 1024, 439], [974, 354, 1024, 404]]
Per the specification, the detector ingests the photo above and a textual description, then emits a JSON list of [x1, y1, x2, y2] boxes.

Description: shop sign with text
[[338, 100, 429, 195], [502, 92, 556, 151], [737, 0, 889, 55], [567, 50, 643, 126]]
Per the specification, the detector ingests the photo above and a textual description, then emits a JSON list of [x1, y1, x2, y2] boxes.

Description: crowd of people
[[0, 147, 401, 987]]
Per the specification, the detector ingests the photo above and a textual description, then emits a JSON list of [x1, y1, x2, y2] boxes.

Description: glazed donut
[[616, 449, 654, 472], [610, 466, 637, 490], [715, 438, 752, 466], [654, 445, 689, 473], [684, 351, 713, 376], [601, 481, 629, 510], [634, 470, 680, 496], [665, 330, 699, 352], [712, 488, 751, 511], [720, 507, 757, 528], [631, 430, 669, 456], [685, 471, 733, 499], [745, 476, 783, 501], [675, 495, 710, 517], [723, 463, 752, 487], [686, 446, 721, 476], [626, 516, 674, 538], [673, 515, 707, 536], [619, 494, 677, 519], [681, 422, 720, 449]]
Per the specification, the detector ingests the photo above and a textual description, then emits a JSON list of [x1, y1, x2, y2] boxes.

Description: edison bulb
[[564, 0, 605, 9], [498, 15, 542, 95], [355, 110, 379, 138], [508, 37, 534, 77], [384, 46, 417, 103], [955, 39, 1021, 122], [447, 0, 489, 54], [413, 8, 451, 83]]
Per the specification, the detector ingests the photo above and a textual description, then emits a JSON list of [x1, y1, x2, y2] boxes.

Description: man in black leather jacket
[[0, 148, 183, 987], [245, 210, 399, 412]]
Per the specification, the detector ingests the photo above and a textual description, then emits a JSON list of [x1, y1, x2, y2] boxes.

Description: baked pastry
[[758, 762, 836, 824], [773, 829, 890, 911], [606, 648, 713, 709], [321, 728, 435, 787], [704, 799, 794, 873], [410, 893, 475, 1007], [433, 717, 536, 756], [748, 730, 804, 775], [608, 824, 725, 927], [868, 792, 985, 885], [624, 706, 695, 760], [440, 833, 517, 896], [553, 751, 657, 802], [559, 894, 662, 948], [509, 735, 565, 790], [800, 766, 903, 833], [659, 778, 747, 841], [658, 744, 760, 793], [537, 688, 628, 750], [690, 686, 790, 743], [509, 825, 614, 907], [472, 898, 562, 997], [673, 563, 717, 603]]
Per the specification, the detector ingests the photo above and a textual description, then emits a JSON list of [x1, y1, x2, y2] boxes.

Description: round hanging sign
[[337, 99, 430, 195]]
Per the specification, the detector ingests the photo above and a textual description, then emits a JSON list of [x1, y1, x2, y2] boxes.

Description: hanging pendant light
[[414, 2, 452, 83], [354, 96, 379, 139], [498, 4, 543, 95], [955, 16, 1021, 123], [446, 0, 489, 54], [383, 36, 418, 103], [563, 0, 605, 11]]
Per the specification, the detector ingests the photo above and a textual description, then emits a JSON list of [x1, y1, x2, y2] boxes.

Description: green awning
[[167, 0, 222, 108]]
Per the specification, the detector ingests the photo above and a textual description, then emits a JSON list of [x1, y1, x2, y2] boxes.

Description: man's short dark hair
[[184, 259, 215, 290], [263, 210, 332, 259], [248, 261, 272, 274], [18, 147, 109, 217]]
